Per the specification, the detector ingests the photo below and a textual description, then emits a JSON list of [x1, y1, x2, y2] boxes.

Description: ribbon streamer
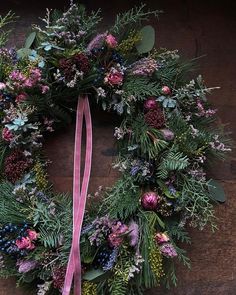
[[63, 95, 93, 295]]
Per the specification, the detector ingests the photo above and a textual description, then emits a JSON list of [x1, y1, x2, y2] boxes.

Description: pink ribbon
[[62, 95, 93, 295]]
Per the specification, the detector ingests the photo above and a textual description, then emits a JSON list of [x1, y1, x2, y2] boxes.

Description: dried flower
[[144, 106, 165, 129], [128, 221, 139, 247], [0, 82, 6, 90], [105, 34, 118, 48], [17, 260, 38, 273], [4, 150, 31, 183], [160, 128, 174, 141], [155, 232, 170, 244], [87, 32, 107, 52], [2, 127, 14, 142], [15, 237, 35, 250], [104, 66, 124, 86], [52, 267, 66, 291], [159, 243, 178, 258], [27, 229, 38, 241], [108, 222, 129, 247], [130, 57, 158, 76], [161, 86, 171, 95]]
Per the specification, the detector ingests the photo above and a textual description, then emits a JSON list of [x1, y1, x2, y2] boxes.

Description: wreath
[[0, 3, 231, 295]]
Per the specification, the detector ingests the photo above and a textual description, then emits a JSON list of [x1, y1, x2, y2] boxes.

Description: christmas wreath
[[0, 3, 231, 295]]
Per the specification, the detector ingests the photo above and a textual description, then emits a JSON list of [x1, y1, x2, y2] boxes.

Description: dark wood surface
[[1, 1, 236, 294]]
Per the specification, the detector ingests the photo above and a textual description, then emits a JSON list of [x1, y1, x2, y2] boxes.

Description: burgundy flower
[[2, 127, 14, 142], [53, 267, 66, 291], [4, 150, 31, 183], [73, 53, 90, 74], [144, 106, 165, 129]]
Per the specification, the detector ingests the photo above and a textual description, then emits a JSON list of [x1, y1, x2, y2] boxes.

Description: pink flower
[[15, 93, 27, 103], [160, 129, 174, 141], [30, 68, 42, 82], [161, 86, 171, 95], [144, 97, 157, 110], [15, 237, 35, 250], [106, 34, 118, 48], [27, 229, 38, 241], [2, 127, 13, 142], [24, 79, 33, 88], [10, 70, 25, 82], [104, 67, 123, 86], [162, 86, 171, 95], [159, 243, 177, 258], [41, 85, 49, 94], [0, 82, 6, 90], [108, 222, 129, 247], [155, 232, 170, 244]]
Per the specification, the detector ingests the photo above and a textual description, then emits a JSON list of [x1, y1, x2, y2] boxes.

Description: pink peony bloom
[[15, 93, 27, 103], [2, 127, 13, 142], [104, 67, 123, 86], [15, 237, 35, 250], [155, 232, 170, 244], [27, 229, 38, 241], [41, 85, 49, 94], [106, 34, 118, 48], [162, 86, 171, 95], [108, 222, 129, 247], [0, 82, 6, 90]]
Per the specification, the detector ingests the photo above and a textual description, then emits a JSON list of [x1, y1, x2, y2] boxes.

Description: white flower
[[96, 87, 106, 97]]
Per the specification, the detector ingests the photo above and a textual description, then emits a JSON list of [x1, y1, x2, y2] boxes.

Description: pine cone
[[144, 106, 165, 129]]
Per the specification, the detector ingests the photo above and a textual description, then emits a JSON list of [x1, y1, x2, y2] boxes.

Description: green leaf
[[156, 214, 165, 228], [83, 269, 106, 281], [208, 179, 226, 202], [136, 25, 155, 54], [24, 32, 36, 49], [17, 48, 32, 59]]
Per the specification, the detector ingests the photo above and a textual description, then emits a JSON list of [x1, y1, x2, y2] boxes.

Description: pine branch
[[111, 4, 160, 34]]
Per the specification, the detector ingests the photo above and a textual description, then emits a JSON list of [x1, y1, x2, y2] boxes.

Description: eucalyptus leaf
[[136, 25, 155, 54], [208, 179, 226, 202], [83, 268, 106, 281], [17, 48, 32, 59], [24, 32, 36, 49]]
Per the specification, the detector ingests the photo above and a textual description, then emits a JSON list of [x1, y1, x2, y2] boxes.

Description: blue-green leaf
[[24, 32, 36, 49], [136, 25, 155, 54], [208, 179, 226, 202]]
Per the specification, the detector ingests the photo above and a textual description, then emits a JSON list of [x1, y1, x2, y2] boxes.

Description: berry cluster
[[0, 222, 29, 256]]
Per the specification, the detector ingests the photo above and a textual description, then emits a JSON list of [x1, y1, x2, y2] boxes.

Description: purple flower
[[102, 248, 119, 271], [130, 57, 158, 76], [87, 33, 107, 52], [17, 260, 38, 273], [159, 243, 177, 258], [130, 165, 140, 176], [128, 221, 139, 247]]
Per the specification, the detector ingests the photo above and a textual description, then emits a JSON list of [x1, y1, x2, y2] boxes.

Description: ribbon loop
[[63, 95, 93, 295]]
